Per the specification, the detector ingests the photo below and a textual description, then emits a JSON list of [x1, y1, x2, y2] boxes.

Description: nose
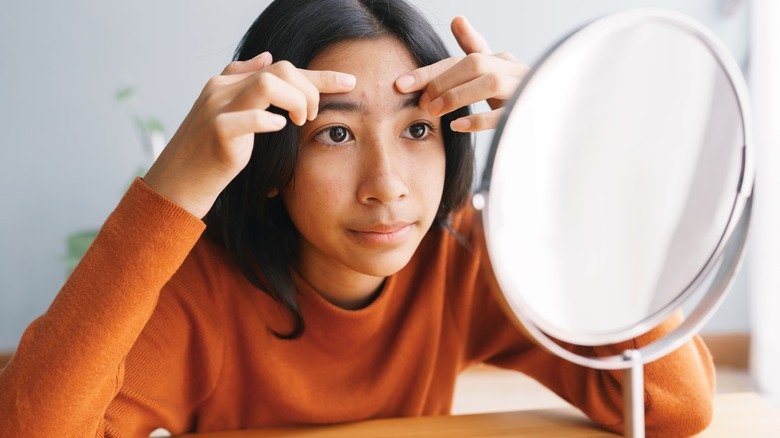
[[356, 139, 409, 205]]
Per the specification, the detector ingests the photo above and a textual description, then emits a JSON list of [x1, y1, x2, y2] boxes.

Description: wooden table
[[181, 392, 780, 437]]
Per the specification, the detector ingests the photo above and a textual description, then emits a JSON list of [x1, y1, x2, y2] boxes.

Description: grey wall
[[0, 0, 750, 351]]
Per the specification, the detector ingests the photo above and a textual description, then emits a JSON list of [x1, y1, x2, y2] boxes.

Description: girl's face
[[283, 37, 445, 297]]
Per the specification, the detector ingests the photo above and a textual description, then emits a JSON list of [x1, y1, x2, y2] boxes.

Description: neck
[[295, 251, 385, 311]]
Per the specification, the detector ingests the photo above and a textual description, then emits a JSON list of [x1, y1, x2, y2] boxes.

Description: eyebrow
[[318, 92, 422, 114]]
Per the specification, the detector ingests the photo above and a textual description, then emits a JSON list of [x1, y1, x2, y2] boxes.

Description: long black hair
[[204, 0, 474, 339]]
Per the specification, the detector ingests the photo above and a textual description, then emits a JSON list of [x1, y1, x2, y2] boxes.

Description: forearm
[[0, 178, 205, 437], [512, 314, 715, 437]]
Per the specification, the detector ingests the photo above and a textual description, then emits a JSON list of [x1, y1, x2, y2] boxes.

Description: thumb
[[451, 15, 492, 55]]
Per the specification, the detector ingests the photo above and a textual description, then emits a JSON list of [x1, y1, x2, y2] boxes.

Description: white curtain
[[748, 0, 780, 406]]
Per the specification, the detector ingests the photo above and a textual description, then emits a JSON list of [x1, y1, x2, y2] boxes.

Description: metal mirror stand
[[473, 10, 754, 436]]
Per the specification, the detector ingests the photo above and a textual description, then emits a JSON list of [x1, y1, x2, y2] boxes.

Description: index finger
[[298, 69, 357, 94], [394, 57, 462, 93], [213, 67, 357, 92]]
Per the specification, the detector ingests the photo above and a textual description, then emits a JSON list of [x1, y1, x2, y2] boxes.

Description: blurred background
[[1, 0, 777, 411]]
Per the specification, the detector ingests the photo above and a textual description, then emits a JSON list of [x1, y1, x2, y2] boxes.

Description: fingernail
[[428, 98, 444, 116], [450, 118, 471, 131], [396, 74, 415, 91], [338, 74, 356, 88]]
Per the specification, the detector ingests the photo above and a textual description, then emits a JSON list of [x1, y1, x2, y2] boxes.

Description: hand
[[143, 52, 357, 218], [394, 16, 529, 132]]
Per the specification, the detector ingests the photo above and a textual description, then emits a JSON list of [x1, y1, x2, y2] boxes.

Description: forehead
[[308, 37, 419, 108]]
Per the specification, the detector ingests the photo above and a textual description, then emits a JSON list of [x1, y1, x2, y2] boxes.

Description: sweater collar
[[293, 271, 398, 346]]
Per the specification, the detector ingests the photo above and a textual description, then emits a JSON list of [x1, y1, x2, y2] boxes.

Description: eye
[[402, 122, 435, 140], [314, 125, 353, 146]]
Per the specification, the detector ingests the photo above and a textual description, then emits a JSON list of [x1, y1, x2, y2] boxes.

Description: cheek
[[413, 143, 447, 201], [284, 152, 352, 223]]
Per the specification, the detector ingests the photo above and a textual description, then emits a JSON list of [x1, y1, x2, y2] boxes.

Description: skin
[[284, 37, 446, 308], [396, 16, 529, 130], [142, 15, 528, 309]]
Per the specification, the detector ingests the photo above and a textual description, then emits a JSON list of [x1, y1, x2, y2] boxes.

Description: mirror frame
[[474, 8, 754, 368]]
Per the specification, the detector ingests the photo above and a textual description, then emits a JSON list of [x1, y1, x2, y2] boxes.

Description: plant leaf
[[115, 86, 135, 102], [144, 118, 165, 133]]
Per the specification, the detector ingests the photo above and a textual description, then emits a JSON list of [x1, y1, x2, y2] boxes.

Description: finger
[[451, 16, 492, 55], [298, 68, 357, 94], [297, 68, 357, 120], [221, 51, 273, 76], [427, 73, 520, 117], [264, 61, 322, 121], [421, 54, 527, 110], [211, 66, 355, 124], [450, 108, 504, 133], [394, 56, 462, 93], [214, 64, 356, 93], [495, 51, 520, 63], [231, 72, 310, 126], [214, 109, 288, 141]]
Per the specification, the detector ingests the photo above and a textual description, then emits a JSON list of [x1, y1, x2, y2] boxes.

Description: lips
[[348, 221, 415, 245], [354, 222, 412, 233]]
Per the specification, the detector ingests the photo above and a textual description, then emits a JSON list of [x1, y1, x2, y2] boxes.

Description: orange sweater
[[0, 178, 714, 437]]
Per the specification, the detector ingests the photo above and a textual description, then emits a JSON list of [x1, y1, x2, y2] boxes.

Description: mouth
[[347, 222, 415, 245]]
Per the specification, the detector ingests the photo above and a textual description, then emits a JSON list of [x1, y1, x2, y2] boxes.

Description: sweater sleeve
[[100, 272, 224, 436], [451, 205, 715, 437], [0, 178, 206, 437], [472, 299, 715, 437]]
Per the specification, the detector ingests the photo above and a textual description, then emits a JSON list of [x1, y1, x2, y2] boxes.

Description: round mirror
[[477, 8, 752, 360]]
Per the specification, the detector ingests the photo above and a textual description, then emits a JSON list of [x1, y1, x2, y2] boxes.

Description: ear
[[268, 188, 279, 198]]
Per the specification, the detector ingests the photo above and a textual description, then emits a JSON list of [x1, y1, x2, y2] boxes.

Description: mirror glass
[[483, 16, 745, 346]]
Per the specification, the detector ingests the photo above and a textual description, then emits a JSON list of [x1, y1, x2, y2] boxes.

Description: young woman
[[0, 0, 715, 436]]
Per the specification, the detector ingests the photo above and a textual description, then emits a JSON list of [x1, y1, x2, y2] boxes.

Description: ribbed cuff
[[74, 176, 207, 292]]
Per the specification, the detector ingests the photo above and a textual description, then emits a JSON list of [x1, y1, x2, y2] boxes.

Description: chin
[[348, 247, 418, 277]]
